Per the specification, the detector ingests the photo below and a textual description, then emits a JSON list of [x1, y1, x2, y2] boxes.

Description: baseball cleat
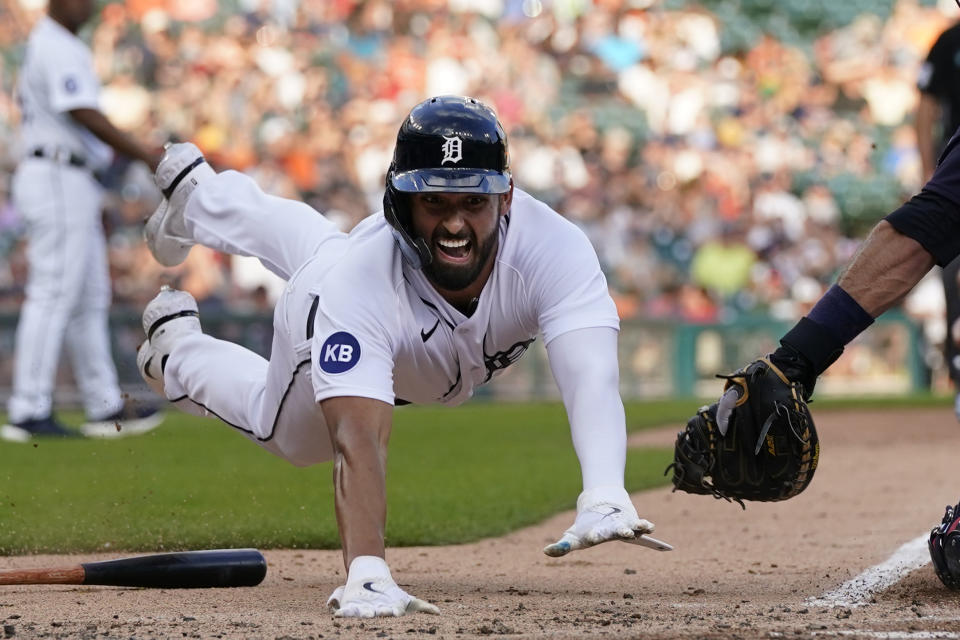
[[0, 416, 80, 442], [81, 405, 165, 438], [145, 200, 193, 267], [145, 142, 214, 267], [138, 286, 202, 397]]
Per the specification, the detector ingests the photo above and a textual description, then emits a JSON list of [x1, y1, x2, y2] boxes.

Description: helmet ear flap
[[384, 165, 432, 269]]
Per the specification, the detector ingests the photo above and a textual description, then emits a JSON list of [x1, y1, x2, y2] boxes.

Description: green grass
[[0, 402, 681, 555], [1, 394, 949, 554]]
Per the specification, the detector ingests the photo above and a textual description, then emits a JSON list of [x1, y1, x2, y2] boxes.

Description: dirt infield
[[2, 407, 960, 639]]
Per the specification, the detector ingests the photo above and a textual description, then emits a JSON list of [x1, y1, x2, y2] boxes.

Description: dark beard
[[424, 225, 499, 291]]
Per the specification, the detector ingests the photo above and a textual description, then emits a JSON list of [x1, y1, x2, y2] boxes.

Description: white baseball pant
[[161, 171, 347, 465], [8, 159, 123, 423]]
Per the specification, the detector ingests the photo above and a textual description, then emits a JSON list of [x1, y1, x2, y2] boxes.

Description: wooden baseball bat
[[0, 549, 266, 588]]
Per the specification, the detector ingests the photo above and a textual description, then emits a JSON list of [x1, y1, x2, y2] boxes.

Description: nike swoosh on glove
[[543, 485, 654, 557], [326, 556, 440, 618]]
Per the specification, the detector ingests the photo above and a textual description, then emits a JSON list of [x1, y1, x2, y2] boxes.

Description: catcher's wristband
[[780, 317, 844, 378]]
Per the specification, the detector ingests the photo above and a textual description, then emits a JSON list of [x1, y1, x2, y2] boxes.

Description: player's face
[[51, 0, 95, 29], [409, 191, 508, 291]]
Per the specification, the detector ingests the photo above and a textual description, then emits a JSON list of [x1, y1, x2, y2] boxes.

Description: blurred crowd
[[0, 0, 954, 323]]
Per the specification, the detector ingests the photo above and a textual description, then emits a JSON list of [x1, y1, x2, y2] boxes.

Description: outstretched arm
[[547, 327, 626, 490], [320, 396, 438, 618], [541, 327, 656, 557], [766, 218, 937, 399], [669, 219, 938, 505], [838, 220, 936, 317], [320, 395, 392, 567]]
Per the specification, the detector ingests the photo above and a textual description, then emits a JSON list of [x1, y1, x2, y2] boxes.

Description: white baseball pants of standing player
[[8, 159, 124, 423], [160, 171, 346, 465]]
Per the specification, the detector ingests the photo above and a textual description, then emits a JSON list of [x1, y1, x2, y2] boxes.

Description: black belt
[[30, 147, 88, 169]]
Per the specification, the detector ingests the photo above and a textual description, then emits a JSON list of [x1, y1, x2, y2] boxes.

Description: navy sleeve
[[922, 128, 960, 208], [885, 192, 960, 267], [884, 127, 960, 266], [920, 29, 951, 97]]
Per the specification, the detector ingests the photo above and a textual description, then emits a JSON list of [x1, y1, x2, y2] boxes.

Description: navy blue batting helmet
[[384, 95, 511, 268]]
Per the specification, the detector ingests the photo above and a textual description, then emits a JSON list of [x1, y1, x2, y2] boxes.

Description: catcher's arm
[[670, 194, 942, 507], [838, 220, 935, 318], [542, 328, 657, 556], [765, 220, 934, 406]]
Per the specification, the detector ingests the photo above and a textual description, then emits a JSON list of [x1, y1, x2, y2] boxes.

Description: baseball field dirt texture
[[0, 407, 958, 639]]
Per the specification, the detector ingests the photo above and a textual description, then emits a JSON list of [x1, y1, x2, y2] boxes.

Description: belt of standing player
[[29, 147, 88, 169]]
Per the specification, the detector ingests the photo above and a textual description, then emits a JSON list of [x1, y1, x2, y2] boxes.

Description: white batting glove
[[326, 556, 439, 618], [543, 486, 654, 557]]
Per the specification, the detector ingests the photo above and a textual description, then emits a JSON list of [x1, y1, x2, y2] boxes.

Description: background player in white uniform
[[137, 96, 667, 617], [2, 0, 163, 441]]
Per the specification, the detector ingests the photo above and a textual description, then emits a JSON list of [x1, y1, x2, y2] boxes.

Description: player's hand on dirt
[[326, 581, 439, 618], [326, 557, 440, 618], [543, 486, 653, 557]]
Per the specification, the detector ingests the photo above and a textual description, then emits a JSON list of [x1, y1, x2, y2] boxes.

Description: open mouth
[[436, 237, 472, 263]]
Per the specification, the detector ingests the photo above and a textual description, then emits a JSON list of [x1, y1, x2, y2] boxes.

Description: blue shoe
[[81, 405, 165, 438], [0, 416, 80, 442]]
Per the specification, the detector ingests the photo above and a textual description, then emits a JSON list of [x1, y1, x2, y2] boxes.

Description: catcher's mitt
[[666, 357, 819, 507], [929, 501, 960, 590]]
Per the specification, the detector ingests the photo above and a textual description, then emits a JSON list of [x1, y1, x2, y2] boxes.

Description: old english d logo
[[441, 135, 462, 164]]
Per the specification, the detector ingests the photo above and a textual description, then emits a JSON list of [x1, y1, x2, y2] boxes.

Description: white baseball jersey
[[7, 16, 124, 424], [308, 189, 620, 406], [163, 171, 625, 477], [16, 16, 112, 169]]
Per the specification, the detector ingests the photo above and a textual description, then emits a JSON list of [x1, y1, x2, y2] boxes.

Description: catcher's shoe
[[137, 286, 201, 397], [145, 142, 214, 267]]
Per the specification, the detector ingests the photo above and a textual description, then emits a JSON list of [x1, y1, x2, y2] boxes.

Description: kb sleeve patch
[[318, 331, 362, 374]]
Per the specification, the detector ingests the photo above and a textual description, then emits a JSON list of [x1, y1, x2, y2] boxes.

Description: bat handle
[[0, 566, 85, 585]]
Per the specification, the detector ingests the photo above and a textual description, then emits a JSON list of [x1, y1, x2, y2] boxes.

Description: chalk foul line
[[806, 533, 930, 609]]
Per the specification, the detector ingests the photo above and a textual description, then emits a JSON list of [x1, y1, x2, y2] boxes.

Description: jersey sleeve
[[44, 48, 101, 113], [310, 278, 398, 406], [919, 30, 951, 97], [886, 126, 960, 266], [526, 216, 619, 344], [921, 128, 960, 206]]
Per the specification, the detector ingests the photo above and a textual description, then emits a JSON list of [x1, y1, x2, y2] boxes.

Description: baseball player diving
[[2, 0, 163, 442], [137, 96, 668, 617]]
